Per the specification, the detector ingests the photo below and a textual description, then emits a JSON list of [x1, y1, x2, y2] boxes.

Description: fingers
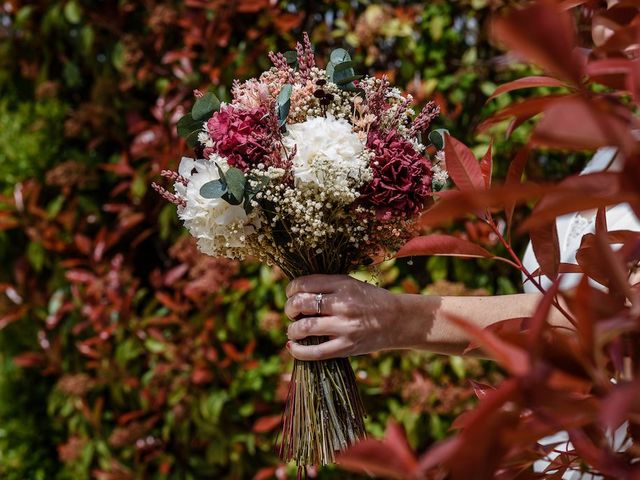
[[287, 316, 343, 341], [287, 338, 352, 361], [284, 292, 348, 319], [286, 274, 351, 298]]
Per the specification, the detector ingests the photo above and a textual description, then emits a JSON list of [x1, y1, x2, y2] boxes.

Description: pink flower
[[206, 105, 279, 171], [361, 130, 432, 219]]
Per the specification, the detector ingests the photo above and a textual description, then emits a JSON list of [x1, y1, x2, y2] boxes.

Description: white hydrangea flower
[[175, 156, 257, 256], [282, 115, 370, 191]]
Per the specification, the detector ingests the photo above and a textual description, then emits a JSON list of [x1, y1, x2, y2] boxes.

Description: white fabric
[[522, 147, 639, 478], [522, 147, 640, 293]]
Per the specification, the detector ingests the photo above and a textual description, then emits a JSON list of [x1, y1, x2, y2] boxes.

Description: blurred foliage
[[0, 0, 581, 478]]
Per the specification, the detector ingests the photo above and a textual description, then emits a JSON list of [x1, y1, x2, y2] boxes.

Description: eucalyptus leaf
[[192, 92, 220, 121], [276, 84, 293, 127], [177, 113, 203, 148], [334, 74, 363, 86], [326, 62, 335, 81], [330, 48, 351, 64], [221, 167, 246, 205], [333, 61, 355, 73], [284, 50, 298, 66], [428, 128, 450, 150], [200, 179, 228, 199]]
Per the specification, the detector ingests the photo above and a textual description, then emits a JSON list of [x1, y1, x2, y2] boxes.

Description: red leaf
[[163, 264, 189, 286], [396, 235, 494, 260], [594, 232, 634, 299], [469, 380, 496, 400], [576, 232, 632, 293], [117, 410, 146, 425], [13, 351, 46, 368], [65, 270, 95, 284], [529, 220, 561, 278], [447, 314, 530, 376], [155, 291, 190, 313], [236, 0, 269, 13], [253, 467, 277, 480], [491, 0, 583, 84], [600, 379, 640, 430], [529, 262, 583, 277], [337, 421, 418, 479], [74, 234, 92, 255], [520, 172, 633, 231], [0, 306, 28, 330], [444, 134, 485, 192], [487, 76, 569, 102], [448, 379, 522, 479], [479, 142, 493, 189], [477, 94, 570, 135], [416, 437, 461, 475], [505, 147, 530, 232], [465, 317, 530, 353], [595, 206, 608, 235], [420, 182, 556, 227], [559, 0, 589, 8], [252, 414, 281, 433], [567, 429, 629, 478], [529, 279, 562, 350], [191, 367, 214, 385], [531, 96, 639, 153]]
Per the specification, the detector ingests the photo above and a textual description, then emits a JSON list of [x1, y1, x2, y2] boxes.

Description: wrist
[[392, 293, 440, 350]]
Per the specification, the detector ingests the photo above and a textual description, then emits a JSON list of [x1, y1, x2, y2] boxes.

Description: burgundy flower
[[361, 130, 432, 219], [206, 105, 279, 171]]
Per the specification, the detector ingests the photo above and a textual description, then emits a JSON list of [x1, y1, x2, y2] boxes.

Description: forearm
[[395, 293, 572, 356]]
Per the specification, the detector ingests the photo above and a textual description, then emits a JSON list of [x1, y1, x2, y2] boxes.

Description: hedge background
[[0, 1, 584, 479]]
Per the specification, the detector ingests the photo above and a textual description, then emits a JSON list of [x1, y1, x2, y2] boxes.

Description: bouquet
[[153, 33, 446, 468]]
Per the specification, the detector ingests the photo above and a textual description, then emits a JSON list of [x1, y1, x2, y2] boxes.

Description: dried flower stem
[[278, 337, 366, 468], [151, 182, 185, 207]]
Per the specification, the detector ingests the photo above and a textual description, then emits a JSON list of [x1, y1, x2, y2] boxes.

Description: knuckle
[[286, 323, 296, 338], [284, 299, 295, 318], [341, 301, 357, 316], [297, 318, 310, 335], [292, 293, 306, 311]]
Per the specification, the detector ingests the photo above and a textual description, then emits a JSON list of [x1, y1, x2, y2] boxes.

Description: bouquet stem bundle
[[279, 335, 366, 467]]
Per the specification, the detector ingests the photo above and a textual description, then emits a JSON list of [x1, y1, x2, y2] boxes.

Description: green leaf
[[330, 58, 361, 88], [333, 61, 355, 73], [221, 167, 246, 205], [192, 92, 220, 121], [46, 195, 65, 219], [450, 356, 466, 380], [176, 113, 202, 148], [112, 41, 125, 71], [330, 48, 351, 64], [200, 179, 228, 199], [63, 1, 82, 24], [428, 128, 450, 150], [326, 62, 335, 81], [283, 50, 298, 66], [334, 74, 363, 86], [276, 84, 293, 127], [27, 241, 45, 272]]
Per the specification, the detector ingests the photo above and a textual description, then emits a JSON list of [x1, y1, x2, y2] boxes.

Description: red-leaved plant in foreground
[[337, 1, 640, 479]]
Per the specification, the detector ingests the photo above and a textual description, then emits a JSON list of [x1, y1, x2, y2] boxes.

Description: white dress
[[521, 147, 640, 478]]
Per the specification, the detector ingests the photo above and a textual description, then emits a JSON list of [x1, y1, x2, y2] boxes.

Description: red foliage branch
[[338, 1, 640, 478]]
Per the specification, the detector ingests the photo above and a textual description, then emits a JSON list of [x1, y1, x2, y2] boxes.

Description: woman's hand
[[284, 274, 417, 361]]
